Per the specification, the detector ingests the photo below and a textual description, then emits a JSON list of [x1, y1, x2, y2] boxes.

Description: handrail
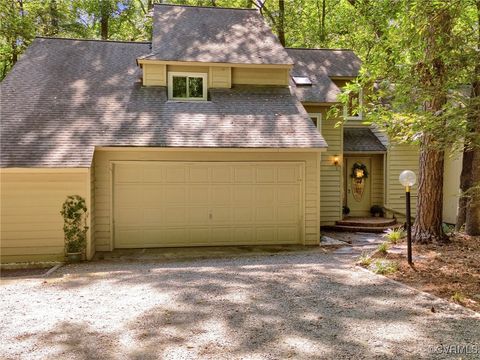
[[382, 205, 415, 221]]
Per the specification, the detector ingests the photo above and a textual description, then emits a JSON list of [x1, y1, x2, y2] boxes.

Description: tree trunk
[[100, 1, 109, 40], [457, 148, 473, 230], [412, 133, 446, 243], [464, 1, 480, 235], [277, 0, 286, 46], [50, 0, 59, 35]]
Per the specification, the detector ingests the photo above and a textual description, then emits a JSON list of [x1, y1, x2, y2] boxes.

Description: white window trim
[[168, 72, 208, 101], [308, 113, 322, 132], [343, 88, 363, 120]]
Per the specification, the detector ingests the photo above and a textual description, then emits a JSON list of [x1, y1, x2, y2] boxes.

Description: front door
[[345, 157, 371, 217]]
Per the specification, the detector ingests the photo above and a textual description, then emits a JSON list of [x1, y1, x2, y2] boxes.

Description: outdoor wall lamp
[[333, 155, 340, 167], [399, 170, 417, 265]]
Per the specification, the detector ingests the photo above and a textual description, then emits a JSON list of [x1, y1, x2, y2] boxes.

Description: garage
[[113, 161, 304, 247]]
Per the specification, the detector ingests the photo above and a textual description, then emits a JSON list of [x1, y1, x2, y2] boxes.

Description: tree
[[457, 0, 480, 236]]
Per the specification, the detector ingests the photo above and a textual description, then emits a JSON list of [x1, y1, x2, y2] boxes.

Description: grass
[[370, 259, 398, 275], [383, 227, 405, 244], [451, 292, 466, 304], [377, 241, 389, 254], [357, 252, 373, 267]]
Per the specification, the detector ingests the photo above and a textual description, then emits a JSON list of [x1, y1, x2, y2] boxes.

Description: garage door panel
[[277, 167, 298, 183], [234, 167, 254, 183], [233, 187, 253, 203], [256, 167, 275, 183], [188, 207, 209, 223], [164, 207, 187, 224], [277, 227, 298, 243], [211, 186, 231, 205], [278, 206, 298, 222], [188, 166, 210, 183], [256, 187, 275, 203], [113, 162, 303, 248], [165, 166, 186, 183]]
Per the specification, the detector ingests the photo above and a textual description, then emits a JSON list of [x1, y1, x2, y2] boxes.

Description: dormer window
[[343, 89, 363, 120], [168, 72, 207, 101]]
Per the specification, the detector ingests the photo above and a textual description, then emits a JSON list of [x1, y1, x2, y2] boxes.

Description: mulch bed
[[369, 233, 480, 313]]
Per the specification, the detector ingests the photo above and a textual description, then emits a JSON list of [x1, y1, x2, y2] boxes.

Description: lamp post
[[399, 170, 416, 265]]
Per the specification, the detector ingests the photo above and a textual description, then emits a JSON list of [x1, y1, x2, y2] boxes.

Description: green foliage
[[60, 195, 88, 254], [357, 251, 373, 267], [377, 241, 389, 254], [370, 259, 398, 275], [383, 227, 405, 244], [451, 291, 466, 304]]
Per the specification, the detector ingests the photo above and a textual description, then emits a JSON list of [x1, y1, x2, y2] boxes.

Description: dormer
[[137, 4, 293, 98]]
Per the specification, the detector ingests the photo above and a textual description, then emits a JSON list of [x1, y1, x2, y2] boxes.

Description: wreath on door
[[350, 162, 368, 201], [350, 162, 369, 179]]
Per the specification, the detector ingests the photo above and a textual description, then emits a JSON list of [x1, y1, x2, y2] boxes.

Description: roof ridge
[[35, 36, 151, 45], [154, 3, 257, 11], [286, 47, 355, 52]]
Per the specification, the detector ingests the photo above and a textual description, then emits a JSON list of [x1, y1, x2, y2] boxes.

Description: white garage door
[[113, 161, 304, 248]]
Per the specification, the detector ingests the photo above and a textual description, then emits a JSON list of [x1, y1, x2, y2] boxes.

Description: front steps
[[323, 217, 402, 233]]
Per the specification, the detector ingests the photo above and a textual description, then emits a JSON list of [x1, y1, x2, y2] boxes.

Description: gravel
[[1, 251, 479, 359]]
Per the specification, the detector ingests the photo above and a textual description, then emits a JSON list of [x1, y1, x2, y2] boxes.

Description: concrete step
[[336, 217, 397, 228], [322, 223, 402, 234]]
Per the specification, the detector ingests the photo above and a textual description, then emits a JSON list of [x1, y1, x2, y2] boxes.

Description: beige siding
[[305, 106, 343, 225], [385, 143, 419, 217], [209, 66, 231, 88], [94, 149, 321, 250], [0, 170, 90, 263], [143, 64, 166, 86], [443, 149, 462, 224], [232, 68, 289, 86], [371, 155, 384, 207]]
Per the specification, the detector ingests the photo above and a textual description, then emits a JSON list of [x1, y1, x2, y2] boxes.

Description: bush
[[61, 195, 88, 254], [370, 259, 398, 275], [370, 205, 384, 217], [383, 227, 405, 244]]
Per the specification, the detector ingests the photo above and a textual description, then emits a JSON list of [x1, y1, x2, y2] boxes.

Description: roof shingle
[[343, 128, 387, 152], [145, 4, 293, 65], [0, 38, 326, 168], [286, 48, 361, 103]]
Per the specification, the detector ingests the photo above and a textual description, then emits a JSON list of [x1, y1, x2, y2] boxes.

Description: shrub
[[383, 227, 406, 244], [370, 205, 384, 217], [370, 259, 398, 275], [61, 195, 88, 254], [451, 292, 466, 304], [377, 241, 389, 254]]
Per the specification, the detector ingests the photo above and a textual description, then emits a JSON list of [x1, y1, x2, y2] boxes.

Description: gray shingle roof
[[0, 38, 326, 168], [144, 4, 293, 65], [286, 48, 361, 103], [343, 128, 387, 152]]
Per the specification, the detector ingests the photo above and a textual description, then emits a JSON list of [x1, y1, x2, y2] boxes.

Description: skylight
[[292, 76, 312, 85]]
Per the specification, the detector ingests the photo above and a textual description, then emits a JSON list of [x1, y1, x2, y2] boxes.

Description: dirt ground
[[371, 233, 480, 313]]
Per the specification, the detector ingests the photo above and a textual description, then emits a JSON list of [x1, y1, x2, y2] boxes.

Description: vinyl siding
[[93, 149, 321, 250], [232, 68, 289, 86], [209, 66, 231, 88], [0, 170, 90, 263], [143, 64, 166, 86], [385, 143, 419, 218], [371, 155, 384, 207], [304, 106, 343, 225], [443, 149, 462, 224]]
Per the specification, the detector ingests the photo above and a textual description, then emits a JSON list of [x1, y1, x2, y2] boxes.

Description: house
[[0, 4, 421, 263]]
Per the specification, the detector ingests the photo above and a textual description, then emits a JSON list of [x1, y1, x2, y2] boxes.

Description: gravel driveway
[[1, 251, 479, 359]]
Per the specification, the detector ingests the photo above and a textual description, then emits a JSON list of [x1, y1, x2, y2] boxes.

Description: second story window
[[308, 113, 322, 132], [168, 72, 207, 101]]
